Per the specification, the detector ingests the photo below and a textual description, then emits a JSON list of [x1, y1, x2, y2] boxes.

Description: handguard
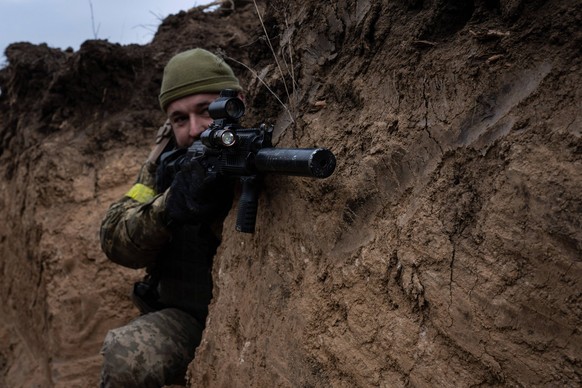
[[163, 89, 337, 233]]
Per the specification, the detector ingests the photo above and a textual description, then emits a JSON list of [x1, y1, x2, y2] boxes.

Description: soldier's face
[[166, 93, 220, 148]]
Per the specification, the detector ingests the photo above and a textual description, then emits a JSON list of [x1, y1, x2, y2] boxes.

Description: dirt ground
[[0, 0, 580, 387]]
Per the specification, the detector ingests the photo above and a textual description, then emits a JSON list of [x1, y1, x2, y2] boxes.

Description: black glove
[[164, 157, 234, 224]]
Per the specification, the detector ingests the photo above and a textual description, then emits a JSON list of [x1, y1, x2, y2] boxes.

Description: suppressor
[[254, 148, 336, 178]]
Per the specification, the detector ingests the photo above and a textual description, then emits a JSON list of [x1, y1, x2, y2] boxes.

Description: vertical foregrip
[[236, 175, 261, 233]]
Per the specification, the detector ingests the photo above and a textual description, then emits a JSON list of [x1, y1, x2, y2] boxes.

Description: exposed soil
[[0, 0, 580, 387]]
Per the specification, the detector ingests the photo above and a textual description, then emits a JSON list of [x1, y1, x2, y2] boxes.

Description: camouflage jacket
[[100, 161, 171, 269], [100, 159, 231, 322]]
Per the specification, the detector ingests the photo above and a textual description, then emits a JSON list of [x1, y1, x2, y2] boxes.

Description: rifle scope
[[208, 89, 245, 121]]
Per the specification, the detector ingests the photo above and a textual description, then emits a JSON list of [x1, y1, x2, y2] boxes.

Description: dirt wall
[[0, 0, 580, 387], [190, 1, 581, 386]]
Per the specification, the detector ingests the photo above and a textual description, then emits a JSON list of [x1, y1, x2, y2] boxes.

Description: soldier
[[99, 48, 242, 387]]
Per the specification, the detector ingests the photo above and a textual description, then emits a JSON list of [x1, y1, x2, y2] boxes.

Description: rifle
[[161, 89, 337, 233]]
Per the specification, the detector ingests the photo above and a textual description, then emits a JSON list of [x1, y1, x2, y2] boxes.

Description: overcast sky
[[0, 0, 213, 63]]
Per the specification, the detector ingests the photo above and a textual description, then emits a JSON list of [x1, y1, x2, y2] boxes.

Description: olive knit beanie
[[159, 48, 242, 111]]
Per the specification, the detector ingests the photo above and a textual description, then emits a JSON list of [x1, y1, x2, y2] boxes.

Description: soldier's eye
[[172, 116, 187, 126]]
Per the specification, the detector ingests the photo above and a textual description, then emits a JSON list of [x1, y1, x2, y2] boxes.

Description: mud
[[0, 0, 580, 387]]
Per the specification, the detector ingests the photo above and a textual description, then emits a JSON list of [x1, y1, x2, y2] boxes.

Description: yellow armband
[[125, 183, 156, 203]]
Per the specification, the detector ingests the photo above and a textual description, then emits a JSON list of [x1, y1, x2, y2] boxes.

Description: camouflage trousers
[[100, 308, 203, 388]]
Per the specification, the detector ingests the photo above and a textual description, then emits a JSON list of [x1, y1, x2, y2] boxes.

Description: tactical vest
[[156, 222, 221, 324], [131, 121, 233, 325], [150, 145, 233, 326]]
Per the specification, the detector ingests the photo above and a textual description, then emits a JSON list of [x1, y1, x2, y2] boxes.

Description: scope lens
[[225, 99, 245, 120]]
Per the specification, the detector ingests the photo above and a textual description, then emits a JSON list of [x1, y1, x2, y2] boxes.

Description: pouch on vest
[[132, 279, 164, 315]]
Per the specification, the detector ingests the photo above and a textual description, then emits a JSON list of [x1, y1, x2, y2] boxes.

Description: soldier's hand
[[164, 157, 233, 224]]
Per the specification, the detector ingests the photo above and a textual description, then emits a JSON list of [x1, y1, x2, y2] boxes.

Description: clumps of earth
[[0, 0, 580, 386]]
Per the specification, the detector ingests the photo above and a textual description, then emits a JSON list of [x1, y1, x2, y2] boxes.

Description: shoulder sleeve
[[100, 161, 171, 269]]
